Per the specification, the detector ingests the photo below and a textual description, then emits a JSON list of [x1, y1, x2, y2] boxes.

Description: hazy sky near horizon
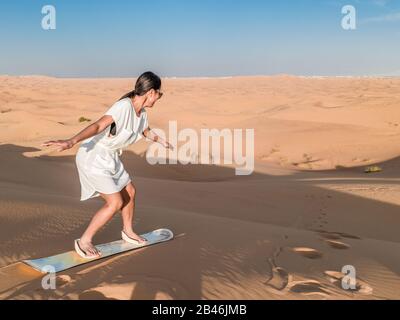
[[0, 0, 399, 77]]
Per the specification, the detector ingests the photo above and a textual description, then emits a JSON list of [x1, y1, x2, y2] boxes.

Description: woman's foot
[[75, 239, 102, 258], [122, 229, 147, 244]]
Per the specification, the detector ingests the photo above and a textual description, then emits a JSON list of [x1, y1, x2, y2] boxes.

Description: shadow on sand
[[1, 143, 400, 299]]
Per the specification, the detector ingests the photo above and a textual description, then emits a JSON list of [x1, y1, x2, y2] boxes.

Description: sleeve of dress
[[138, 111, 149, 140], [143, 112, 149, 131], [104, 100, 129, 131]]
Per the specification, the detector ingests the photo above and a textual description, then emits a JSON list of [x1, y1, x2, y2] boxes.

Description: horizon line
[[1, 73, 400, 80]]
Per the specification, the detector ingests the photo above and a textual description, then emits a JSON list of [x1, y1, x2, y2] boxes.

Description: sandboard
[[22, 228, 174, 273]]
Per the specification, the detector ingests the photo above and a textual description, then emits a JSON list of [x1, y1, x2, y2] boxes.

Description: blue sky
[[0, 0, 399, 77]]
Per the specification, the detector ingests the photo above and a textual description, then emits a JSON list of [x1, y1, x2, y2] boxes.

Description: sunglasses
[[156, 90, 164, 99]]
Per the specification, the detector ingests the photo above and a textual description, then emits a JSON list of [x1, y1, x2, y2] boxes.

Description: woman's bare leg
[[79, 192, 124, 256], [120, 182, 147, 243]]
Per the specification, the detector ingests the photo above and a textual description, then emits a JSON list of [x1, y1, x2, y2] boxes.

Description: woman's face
[[144, 89, 163, 108]]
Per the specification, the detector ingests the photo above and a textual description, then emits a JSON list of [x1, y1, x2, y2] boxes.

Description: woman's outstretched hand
[[41, 139, 75, 152]]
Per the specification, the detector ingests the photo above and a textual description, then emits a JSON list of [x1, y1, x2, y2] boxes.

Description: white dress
[[75, 98, 149, 201]]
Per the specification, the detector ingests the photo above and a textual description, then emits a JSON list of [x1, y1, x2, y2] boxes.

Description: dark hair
[[119, 71, 162, 101]]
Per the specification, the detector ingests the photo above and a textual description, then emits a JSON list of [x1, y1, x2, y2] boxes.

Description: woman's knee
[[122, 183, 136, 206], [105, 195, 124, 211], [111, 200, 124, 212]]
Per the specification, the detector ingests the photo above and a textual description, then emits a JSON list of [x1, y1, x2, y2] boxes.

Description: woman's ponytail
[[118, 90, 136, 101], [118, 71, 161, 102]]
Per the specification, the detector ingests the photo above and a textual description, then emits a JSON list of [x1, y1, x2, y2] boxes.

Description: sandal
[[74, 239, 101, 259], [121, 231, 147, 245]]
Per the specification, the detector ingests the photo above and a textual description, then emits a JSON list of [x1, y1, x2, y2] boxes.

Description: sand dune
[[1, 75, 400, 299]]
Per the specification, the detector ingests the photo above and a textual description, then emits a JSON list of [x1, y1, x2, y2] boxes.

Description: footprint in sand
[[324, 271, 373, 295], [262, 146, 280, 160], [292, 154, 329, 170], [279, 156, 289, 166], [337, 232, 361, 240], [288, 280, 330, 296], [319, 221, 328, 228], [79, 290, 118, 300], [319, 231, 342, 240], [319, 231, 361, 241], [312, 217, 329, 231], [387, 122, 399, 128], [264, 266, 290, 291], [325, 240, 350, 250], [292, 247, 323, 259], [56, 275, 73, 288]]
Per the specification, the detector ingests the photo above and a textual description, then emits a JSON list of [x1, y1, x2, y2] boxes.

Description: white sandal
[[74, 239, 101, 259], [121, 231, 147, 245]]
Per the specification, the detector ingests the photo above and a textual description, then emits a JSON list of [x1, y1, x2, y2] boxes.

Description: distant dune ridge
[[1, 75, 400, 299]]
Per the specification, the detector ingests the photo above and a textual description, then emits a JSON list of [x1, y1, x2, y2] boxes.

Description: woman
[[42, 72, 173, 259]]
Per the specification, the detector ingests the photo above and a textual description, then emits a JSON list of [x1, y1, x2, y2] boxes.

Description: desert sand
[[1, 75, 400, 300]]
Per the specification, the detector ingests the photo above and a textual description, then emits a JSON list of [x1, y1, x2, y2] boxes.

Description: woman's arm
[[143, 127, 174, 150], [42, 115, 115, 152], [69, 122, 100, 145]]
